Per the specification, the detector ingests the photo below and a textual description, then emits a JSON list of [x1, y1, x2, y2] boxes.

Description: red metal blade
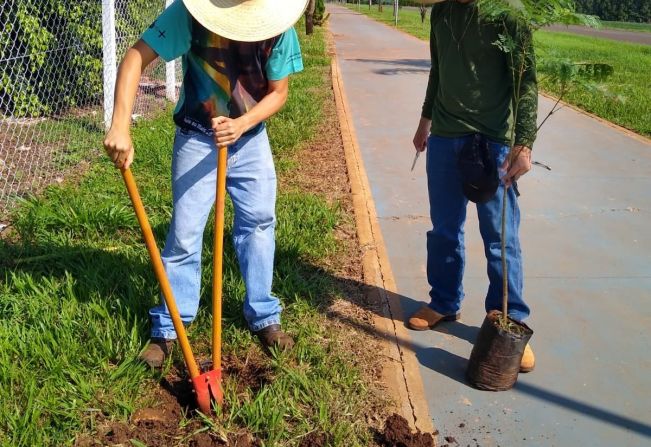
[[192, 369, 223, 414]]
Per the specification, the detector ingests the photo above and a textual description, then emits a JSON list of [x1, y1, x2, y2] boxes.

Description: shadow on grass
[[3, 230, 651, 438]]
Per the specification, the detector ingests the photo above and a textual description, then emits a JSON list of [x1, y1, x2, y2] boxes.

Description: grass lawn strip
[[534, 30, 651, 137], [600, 21, 651, 33], [349, 5, 651, 137], [0, 23, 390, 447]]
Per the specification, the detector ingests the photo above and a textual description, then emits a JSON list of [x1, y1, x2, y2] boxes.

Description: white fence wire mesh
[[0, 0, 179, 221]]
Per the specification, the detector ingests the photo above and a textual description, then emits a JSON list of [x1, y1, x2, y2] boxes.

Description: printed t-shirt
[[141, 0, 303, 135]]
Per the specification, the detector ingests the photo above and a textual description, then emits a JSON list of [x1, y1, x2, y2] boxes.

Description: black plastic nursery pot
[[466, 311, 533, 391]]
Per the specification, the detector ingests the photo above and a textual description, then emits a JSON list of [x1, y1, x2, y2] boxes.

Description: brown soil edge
[[539, 91, 651, 145], [330, 43, 434, 433]]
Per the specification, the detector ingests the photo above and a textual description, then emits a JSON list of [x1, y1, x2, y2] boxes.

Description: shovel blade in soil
[[192, 369, 223, 414]]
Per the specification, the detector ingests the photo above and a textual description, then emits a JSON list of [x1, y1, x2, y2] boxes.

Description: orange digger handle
[[212, 146, 227, 371], [121, 168, 201, 380]]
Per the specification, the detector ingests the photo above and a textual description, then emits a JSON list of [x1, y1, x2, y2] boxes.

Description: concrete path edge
[[540, 92, 651, 145], [330, 47, 434, 434]]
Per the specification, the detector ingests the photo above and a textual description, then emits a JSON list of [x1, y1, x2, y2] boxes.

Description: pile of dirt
[[299, 431, 331, 447], [378, 414, 436, 447], [75, 360, 265, 447], [222, 351, 274, 395]]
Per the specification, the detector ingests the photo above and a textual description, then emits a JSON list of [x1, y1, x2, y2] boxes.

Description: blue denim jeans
[[149, 126, 282, 339], [426, 134, 530, 322]]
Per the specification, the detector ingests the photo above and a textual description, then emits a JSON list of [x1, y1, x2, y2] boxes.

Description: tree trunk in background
[[305, 0, 316, 35]]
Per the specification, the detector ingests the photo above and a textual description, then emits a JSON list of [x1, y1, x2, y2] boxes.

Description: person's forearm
[[237, 87, 288, 131], [418, 116, 432, 130], [110, 48, 146, 131]]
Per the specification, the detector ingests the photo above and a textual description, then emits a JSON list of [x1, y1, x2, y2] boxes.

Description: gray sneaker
[[138, 338, 175, 368]]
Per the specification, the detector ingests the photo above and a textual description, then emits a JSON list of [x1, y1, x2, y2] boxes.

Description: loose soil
[[377, 413, 436, 447], [75, 357, 265, 447], [488, 310, 529, 336], [298, 432, 331, 447]]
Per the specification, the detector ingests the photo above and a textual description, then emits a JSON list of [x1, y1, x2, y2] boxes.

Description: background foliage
[[575, 0, 651, 22], [0, 0, 155, 118]]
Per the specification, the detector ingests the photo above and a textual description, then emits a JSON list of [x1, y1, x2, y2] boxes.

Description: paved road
[[329, 5, 651, 446], [546, 24, 651, 45]]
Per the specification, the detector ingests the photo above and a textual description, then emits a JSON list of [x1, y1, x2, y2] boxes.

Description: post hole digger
[[120, 145, 229, 414]]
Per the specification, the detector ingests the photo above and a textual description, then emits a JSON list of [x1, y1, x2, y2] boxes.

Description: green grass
[[350, 5, 651, 136], [601, 20, 651, 33], [351, 4, 430, 40], [535, 31, 651, 136], [0, 23, 377, 447]]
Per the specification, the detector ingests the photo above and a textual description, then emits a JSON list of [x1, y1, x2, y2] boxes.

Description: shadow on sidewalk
[[313, 269, 651, 438], [348, 58, 430, 76], [3, 228, 651, 438]]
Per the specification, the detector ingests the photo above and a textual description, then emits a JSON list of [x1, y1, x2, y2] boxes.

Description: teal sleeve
[[141, 0, 192, 62], [266, 28, 304, 80]]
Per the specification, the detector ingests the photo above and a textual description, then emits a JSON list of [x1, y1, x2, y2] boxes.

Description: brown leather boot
[[139, 338, 175, 368], [520, 343, 535, 373], [407, 306, 460, 331], [255, 324, 294, 353]]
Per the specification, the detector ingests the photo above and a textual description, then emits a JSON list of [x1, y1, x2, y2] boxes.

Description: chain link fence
[[0, 0, 179, 222]]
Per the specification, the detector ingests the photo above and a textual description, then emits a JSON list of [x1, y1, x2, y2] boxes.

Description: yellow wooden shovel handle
[[212, 146, 228, 371], [121, 168, 200, 379]]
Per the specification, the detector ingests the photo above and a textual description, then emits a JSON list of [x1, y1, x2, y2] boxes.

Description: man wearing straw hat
[[103, 0, 307, 367], [407, 0, 537, 372]]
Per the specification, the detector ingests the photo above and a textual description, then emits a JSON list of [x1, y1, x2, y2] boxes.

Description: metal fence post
[[164, 0, 177, 102], [102, 0, 117, 129], [394, 0, 399, 26]]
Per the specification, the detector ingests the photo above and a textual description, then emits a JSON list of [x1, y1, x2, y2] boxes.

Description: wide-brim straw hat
[[182, 0, 309, 42]]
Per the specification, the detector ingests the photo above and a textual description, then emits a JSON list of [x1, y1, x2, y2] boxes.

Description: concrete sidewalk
[[329, 5, 651, 446]]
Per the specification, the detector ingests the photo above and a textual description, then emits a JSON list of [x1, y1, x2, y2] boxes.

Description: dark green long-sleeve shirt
[[422, 1, 538, 148]]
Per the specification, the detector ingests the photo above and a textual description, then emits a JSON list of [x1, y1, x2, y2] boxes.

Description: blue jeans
[[150, 126, 282, 339], [425, 134, 530, 322]]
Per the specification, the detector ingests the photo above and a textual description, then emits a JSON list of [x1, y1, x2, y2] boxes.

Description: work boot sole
[[408, 313, 461, 331]]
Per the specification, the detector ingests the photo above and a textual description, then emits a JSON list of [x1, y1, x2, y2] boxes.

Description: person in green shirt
[[407, 0, 537, 372]]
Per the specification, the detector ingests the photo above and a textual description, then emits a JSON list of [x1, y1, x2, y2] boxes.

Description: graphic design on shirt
[[175, 22, 278, 134], [141, 1, 303, 136]]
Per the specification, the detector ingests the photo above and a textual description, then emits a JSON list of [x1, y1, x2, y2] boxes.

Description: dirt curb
[[330, 48, 434, 434]]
